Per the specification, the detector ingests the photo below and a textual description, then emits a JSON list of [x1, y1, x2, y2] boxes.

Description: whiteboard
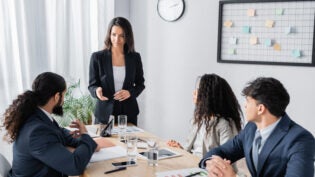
[[217, 0, 315, 66]]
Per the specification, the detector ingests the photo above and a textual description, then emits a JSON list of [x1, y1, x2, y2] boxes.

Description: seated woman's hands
[[166, 140, 183, 149]]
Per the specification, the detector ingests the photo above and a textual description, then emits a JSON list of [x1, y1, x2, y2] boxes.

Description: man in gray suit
[[2, 72, 97, 177]]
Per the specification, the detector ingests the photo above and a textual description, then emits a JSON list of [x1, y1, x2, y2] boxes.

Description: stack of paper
[[90, 146, 127, 162]]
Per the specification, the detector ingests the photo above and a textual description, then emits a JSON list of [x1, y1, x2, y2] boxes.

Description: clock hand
[[169, 3, 179, 8]]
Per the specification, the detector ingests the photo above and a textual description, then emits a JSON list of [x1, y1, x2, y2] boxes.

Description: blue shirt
[[256, 117, 282, 153]]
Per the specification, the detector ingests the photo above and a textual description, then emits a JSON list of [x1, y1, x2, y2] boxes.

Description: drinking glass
[[118, 115, 127, 142], [108, 115, 115, 127], [147, 138, 158, 166], [98, 123, 106, 137], [126, 134, 138, 162]]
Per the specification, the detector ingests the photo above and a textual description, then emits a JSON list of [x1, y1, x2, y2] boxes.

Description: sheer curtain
[[0, 0, 114, 114]]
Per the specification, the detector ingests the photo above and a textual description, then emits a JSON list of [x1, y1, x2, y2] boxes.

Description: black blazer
[[9, 109, 97, 177], [88, 49, 145, 124]]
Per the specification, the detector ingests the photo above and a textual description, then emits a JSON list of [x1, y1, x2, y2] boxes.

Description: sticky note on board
[[224, 20, 233, 28], [247, 9, 255, 17], [242, 26, 251, 33], [274, 43, 281, 51], [265, 20, 274, 28], [292, 50, 301, 58], [264, 39, 272, 47], [250, 36, 258, 45], [276, 8, 284, 15], [285, 27, 292, 34], [229, 37, 237, 45], [228, 48, 236, 55]]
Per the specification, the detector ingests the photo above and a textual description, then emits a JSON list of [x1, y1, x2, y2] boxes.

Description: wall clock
[[157, 0, 185, 22]]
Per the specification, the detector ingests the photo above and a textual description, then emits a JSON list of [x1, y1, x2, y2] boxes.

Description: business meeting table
[[80, 125, 201, 177]]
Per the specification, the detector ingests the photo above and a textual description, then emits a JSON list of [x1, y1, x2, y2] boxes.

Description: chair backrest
[[0, 153, 11, 177]]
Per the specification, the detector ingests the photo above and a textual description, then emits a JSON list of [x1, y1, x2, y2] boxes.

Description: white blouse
[[113, 66, 126, 92]]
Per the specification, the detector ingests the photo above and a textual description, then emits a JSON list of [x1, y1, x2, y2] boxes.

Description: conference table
[[80, 125, 201, 177]]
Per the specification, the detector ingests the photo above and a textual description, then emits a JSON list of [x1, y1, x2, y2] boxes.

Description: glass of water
[[118, 115, 127, 142], [147, 138, 158, 166], [98, 123, 106, 137], [126, 134, 138, 162]]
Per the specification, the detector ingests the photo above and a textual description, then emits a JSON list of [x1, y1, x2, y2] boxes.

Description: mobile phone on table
[[112, 161, 137, 167]]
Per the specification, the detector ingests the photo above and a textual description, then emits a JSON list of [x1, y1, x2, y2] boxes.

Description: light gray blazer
[[184, 117, 238, 157]]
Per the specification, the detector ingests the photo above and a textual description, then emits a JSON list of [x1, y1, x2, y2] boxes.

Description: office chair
[[0, 153, 11, 177]]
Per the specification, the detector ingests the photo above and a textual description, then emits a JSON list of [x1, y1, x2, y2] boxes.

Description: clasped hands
[[205, 155, 236, 177], [96, 87, 130, 101]]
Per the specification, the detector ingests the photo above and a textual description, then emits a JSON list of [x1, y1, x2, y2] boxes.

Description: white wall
[[1, 1, 314, 164], [129, 0, 315, 145]]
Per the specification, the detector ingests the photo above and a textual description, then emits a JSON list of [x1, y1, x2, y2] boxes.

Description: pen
[[104, 167, 127, 174], [185, 171, 202, 177], [95, 128, 99, 135]]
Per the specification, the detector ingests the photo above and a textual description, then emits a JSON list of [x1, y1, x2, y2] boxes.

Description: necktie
[[252, 131, 262, 170]]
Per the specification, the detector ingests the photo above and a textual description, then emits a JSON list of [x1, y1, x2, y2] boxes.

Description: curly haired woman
[[167, 73, 243, 158]]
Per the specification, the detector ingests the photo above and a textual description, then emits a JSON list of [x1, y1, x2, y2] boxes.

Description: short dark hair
[[242, 77, 290, 117], [104, 17, 135, 53]]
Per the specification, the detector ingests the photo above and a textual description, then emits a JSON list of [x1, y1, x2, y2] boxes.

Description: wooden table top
[[81, 126, 200, 177]]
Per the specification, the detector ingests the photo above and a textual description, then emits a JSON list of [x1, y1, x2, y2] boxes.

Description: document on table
[[111, 126, 144, 134], [86, 126, 99, 138], [155, 167, 208, 177], [90, 146, 127, 162]]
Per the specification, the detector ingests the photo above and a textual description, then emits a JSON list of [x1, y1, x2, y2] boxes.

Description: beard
[[52, 94, 64, 116], [52, 105, 63, 116]]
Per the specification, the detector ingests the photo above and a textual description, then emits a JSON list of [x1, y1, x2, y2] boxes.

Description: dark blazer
[[88, 49, 145, 124], [199, 114, 315, 177], [9, 109, 97, 177]]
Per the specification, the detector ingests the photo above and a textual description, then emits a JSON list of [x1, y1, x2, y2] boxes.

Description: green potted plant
[[54, 80, 95, 127]]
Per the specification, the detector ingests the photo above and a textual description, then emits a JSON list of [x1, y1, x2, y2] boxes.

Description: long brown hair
[[193, 74, 243, 135], [104, 17, 135, 53], [2, 72, 66, 143]]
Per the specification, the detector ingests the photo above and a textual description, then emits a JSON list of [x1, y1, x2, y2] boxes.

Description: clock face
[[157, 0, 185, 22]]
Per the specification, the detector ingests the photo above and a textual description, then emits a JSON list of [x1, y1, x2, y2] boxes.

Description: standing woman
[[168, 74, 243, 158], [89, 17, 145, 126]]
